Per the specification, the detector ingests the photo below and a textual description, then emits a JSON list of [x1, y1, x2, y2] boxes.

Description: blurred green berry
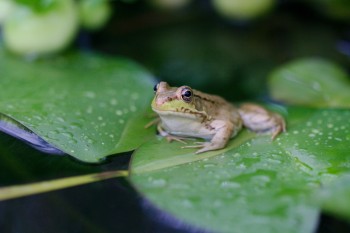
[[3, 0, 78, 56], [212, 0, 276, 20], [78, 0, 112, 30]]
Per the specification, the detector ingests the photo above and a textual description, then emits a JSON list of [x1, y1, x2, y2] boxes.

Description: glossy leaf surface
[[130, 107, 350, 233], [0, 50, 155, 162], [268, 59, 350, 107]]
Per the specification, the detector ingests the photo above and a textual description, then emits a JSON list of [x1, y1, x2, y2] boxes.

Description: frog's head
[[151, 81, 196, 113]]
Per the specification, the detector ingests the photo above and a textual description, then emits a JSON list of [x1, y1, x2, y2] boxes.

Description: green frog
[[151, 81, 286, 153]]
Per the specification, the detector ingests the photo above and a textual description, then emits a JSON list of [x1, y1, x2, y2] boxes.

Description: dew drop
[[110, 99, 118, 106], [152, 179, 167, 187], [130, 105, 137, 112], [99, 102, 107, 108], [312, 129, 320, 134], [233, 153, 240, 157], [312, 81, 321, 90], [86, 106, 93, 114], [131, 93, 139, 100], [203, 163, 215, 168], [68, 139, 78, 144], [62, 132, 73, 138], [220, 181, 241, 189], [33, 115, 43, 121], [181, 199, 193, 208], [84, 91, 96, 99]]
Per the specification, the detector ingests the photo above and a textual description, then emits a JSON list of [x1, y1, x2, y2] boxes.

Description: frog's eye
[[153, 83, 159, 92], [181, 88, 193, 103]]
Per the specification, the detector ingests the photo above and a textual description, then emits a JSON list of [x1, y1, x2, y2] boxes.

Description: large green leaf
[[317, 173, 350, 220], [268, 58, 350, 107], [0, 50, 155, 163], [130, 107, 350, 233]]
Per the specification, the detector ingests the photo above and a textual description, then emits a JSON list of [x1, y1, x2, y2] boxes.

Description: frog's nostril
[[156, 98, 165, 106]]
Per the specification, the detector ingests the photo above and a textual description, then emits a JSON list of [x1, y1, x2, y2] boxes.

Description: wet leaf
[[317, 174, 350, 220], [0, 50, 156, 163], [268, 58, 350, 107], [130, 107, 350, 233]]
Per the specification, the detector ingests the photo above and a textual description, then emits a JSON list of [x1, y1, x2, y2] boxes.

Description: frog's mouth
[[152, 106, 209, 123], [152, 98, 194, 111]]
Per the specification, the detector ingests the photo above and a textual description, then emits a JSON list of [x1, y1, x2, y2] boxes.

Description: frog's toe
[[182, 141, 225, 154], [182, 142, 215, 154], [271, 125, 283, 140], [181, 142, 205, 149], [166, 135, 188, 144], [195, 143, 219, 153], [270, 115, 287, 140]]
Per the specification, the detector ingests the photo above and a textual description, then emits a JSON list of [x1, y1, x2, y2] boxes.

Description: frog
[[151, 81, 286, 154]]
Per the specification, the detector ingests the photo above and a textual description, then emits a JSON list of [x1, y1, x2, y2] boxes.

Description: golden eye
[[181, 88, 192, 103]]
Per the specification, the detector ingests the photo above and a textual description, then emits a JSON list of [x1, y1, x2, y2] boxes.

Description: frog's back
[[193, 89, 240, 121]]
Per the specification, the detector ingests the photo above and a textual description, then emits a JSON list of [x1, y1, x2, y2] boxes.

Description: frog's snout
[[155, 95, 175, 106]]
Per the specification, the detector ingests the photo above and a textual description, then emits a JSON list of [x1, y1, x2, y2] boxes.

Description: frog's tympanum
[[151, 81, 286, 154]]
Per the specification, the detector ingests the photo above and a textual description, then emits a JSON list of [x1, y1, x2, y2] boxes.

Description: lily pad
[[268, 58, 350, 108], [130, 107, 350, 233], [317, 173, 350, 220], [0, 50, 156, 163]]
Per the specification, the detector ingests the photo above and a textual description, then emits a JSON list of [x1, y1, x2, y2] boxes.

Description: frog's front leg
[[238, 103, 286, 139], [183, 120, 235, 154]]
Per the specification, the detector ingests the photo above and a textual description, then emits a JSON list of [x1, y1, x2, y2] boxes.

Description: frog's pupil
[[183, 90, 191, 97], [153, 84, 158, 92]]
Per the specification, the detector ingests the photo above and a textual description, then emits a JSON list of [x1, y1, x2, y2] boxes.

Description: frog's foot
[[156, 123, 190, 144], [270, 115, 286, 140], [238, 103, 286, 140], [165, 135, 189, 144], [182, 142, 223, 154]]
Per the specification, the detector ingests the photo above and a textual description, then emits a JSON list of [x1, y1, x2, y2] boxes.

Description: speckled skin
[[152, 82, 286, 153]]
